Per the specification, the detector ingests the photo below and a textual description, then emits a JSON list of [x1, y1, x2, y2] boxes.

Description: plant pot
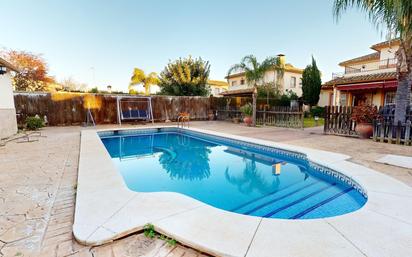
[[243, 116, 252, 126], [208, 113, 214, 121], [355, 123, 373, 139]]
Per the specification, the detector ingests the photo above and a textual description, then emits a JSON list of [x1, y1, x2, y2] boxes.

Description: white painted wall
[[227, 70, 303, 97], [0, 73, 15, 109], [0, 71, 17, 138]]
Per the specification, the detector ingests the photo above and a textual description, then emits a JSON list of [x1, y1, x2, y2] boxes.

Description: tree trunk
[[252, 87, 257, 127], [394, 39, 412, 123]]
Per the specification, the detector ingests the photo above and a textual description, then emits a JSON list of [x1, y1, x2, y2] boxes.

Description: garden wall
[[13, 92, 212, 126]]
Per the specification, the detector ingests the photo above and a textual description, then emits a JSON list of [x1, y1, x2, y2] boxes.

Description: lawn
[[304, 117, 324, 128]]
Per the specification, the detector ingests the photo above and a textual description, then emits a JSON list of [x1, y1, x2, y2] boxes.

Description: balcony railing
[[332, 58, 397, 78]]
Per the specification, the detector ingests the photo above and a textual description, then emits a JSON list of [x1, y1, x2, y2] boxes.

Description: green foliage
[[310, 106, 325, 118], [26, 116, 44, 130], [301, 57, 322, 107], [143, 224, 156, 239], [89, 87, 99, 93], [158, 56, 210, 96], [143, 224, 177, 247], [240, 103, 253, 116], [129, 68, 159, 96], [333, 0, 412, 37], [228, 55, 284, 87]]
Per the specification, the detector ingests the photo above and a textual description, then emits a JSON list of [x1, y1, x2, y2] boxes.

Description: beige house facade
[[224, 55, 304, 97], [319, 39, 408, 107]]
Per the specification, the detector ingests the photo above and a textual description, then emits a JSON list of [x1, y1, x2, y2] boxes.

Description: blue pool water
[[100, 129, 367, 219]]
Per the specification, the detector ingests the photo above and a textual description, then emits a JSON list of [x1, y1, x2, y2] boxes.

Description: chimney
[[277, 54, 285, 66]]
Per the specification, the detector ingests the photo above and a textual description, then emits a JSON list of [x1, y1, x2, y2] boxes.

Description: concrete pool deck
[[74, 126, 412, 257]]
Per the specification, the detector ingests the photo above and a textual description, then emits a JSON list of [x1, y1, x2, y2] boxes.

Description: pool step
[[231, 178, 319, 213], [261, 184, 353, 219]]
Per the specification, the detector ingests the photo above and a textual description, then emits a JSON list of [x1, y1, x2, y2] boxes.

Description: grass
[[304, 117, 324, 128]]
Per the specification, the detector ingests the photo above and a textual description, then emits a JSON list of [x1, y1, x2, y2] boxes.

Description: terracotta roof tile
[[339, 52, 380, 66], [323, 71, 396, 87], [220, 88, 255, 96]]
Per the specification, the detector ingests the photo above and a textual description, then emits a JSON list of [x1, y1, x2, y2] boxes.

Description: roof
[[339, 52, 380, 66], [323, 71, 396, 87], [220, 87, 255, 96], [0, 57, 19, 72], [207, 80, 229, 88], [225, 63, 303, 79], [370, 38, 401, 50]]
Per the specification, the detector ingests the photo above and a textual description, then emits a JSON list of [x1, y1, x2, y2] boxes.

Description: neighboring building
[[0, 57, 18, 139], [320, 39, 409, 107], [207, 80, 228, 96], [224, 54, 304, 97]]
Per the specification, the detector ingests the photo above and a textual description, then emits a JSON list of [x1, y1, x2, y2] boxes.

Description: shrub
[[351, 106, 380, 124], [26, 116, 44, 130], [310, 106, 325, 118], [240, 103, 253, 116]]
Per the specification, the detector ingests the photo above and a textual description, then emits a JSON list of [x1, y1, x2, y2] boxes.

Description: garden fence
[[14, 92, 211, 126], [323, 106, 357, 136]]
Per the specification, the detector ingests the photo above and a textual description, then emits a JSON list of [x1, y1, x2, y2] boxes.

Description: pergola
[[220, 87, 257, 126]]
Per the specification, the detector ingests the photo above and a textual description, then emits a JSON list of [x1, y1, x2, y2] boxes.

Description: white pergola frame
[[116, 95, 154, 125]]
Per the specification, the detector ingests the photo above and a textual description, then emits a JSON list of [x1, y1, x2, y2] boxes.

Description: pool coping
[[74, 126, 412, 257]]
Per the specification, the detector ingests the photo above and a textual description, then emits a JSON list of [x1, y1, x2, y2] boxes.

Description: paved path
[[0, 122, 411, 257], [0, 127, 208, 257]]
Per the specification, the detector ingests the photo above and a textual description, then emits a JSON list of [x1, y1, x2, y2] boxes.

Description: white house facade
[[224, 55, 304, 97], [0, 57, 18, 139]]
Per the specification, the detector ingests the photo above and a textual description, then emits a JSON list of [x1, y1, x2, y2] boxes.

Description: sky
[[1, 0, 388, 92]]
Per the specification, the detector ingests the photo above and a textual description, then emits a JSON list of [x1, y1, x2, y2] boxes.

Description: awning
[[220, 88, 256, 97], [337, 80, 397, 91]]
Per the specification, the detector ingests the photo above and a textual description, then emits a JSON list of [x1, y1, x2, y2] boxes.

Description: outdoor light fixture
[[0, 66, 6, 75]]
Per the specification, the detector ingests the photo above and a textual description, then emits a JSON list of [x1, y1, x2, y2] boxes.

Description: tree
[[302, 56, 322, 108], [1, 50, 54, 91], [129, 68, 159, 96], [60, 77, 88, 92], [334, 0, 412, 123], [158, 56, 210, 96], [227, 55, 284, 126]]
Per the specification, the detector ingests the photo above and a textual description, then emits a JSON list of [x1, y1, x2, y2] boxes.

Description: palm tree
[[333, 0, 412, 123], [227, 55, 284, 126], [129, 68, 159, 96]]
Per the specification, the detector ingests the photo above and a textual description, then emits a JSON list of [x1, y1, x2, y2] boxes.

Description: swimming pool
[[99, 128, 366, 219]]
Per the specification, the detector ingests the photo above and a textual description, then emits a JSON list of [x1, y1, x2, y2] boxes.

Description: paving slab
[[376, 154, 412, 169]]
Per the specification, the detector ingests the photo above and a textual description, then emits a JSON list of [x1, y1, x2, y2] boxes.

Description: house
[[0, 57, 18, 139], [223, 54, 304, 97], [207, 80, 228, 96], [319, 38, 408, 107]]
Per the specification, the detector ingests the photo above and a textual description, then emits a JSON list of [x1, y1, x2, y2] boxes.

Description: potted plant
[[351, 105, 380, 139], [240, 103, 253, 126]]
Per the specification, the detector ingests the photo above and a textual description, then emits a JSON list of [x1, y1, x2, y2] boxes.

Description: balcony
[[332, 58, 397, 79]]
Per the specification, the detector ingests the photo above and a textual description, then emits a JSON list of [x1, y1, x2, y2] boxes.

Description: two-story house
[[223, 54, 304, 97], [319, 39, 407, 107]]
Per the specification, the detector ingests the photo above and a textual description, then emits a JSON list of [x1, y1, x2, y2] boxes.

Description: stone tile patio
[[0, 122, 411, 257]]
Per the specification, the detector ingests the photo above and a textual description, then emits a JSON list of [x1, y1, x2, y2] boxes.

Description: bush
[[240, 103, 253, 116], [310, 106, 325, 118], [26, 116, 44, 130]]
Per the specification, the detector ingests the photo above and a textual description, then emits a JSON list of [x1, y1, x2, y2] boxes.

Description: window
[[385, 91, 396, 105], [290, 77, 296, 88], [340, 93, 347, 106], [240, 79, 245, 85], [231, 81, 237, 86]]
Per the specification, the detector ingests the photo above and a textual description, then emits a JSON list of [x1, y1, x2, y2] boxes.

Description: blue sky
[[2, 0, 386, 92]]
